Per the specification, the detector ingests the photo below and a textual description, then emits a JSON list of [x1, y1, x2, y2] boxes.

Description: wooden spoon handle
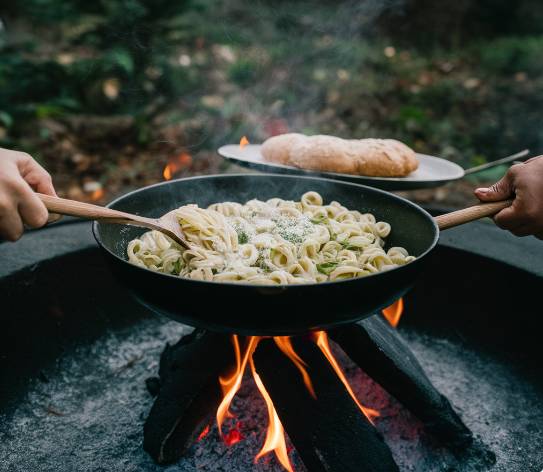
[[434, 199, 513, 231], [37, 194, 162, 230]]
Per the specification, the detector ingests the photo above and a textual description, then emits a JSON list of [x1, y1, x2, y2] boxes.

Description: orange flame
[[195, 424, 210, 443], [217, 335, 253, 436], [382, 298, 404, 328], [163, 153, 192, 180], [274, 336, 316, 399], [217, 336, 294, 472], [310, 331, 379, 425], [239, 136, 250, 149], [250, 346, 294, 472], [91, 189, 104, 201]]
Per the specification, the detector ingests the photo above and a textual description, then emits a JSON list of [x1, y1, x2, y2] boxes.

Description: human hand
[[475, 155, 543, 240], [0, 148, 57, 241]]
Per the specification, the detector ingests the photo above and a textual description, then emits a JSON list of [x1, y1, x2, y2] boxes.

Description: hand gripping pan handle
[[434, 199, 513, 230]]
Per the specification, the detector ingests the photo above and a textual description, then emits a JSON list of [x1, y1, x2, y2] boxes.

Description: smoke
[[204, 0, 409, 145]]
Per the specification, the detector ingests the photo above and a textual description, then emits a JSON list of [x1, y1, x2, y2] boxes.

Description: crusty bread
[[261, 133, 418, 177]]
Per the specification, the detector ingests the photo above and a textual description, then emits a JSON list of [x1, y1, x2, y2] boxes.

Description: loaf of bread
[[261, 133, 418, 177]]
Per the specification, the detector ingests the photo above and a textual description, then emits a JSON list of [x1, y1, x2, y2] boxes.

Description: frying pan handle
[[434, 199, 514, 231], [37, 194, 161, 229]]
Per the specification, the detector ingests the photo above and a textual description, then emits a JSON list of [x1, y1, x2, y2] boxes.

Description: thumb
[[475, 174, 513, 202]]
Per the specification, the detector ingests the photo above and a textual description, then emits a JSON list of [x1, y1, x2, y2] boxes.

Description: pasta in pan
[[127, 191, 415, 284]]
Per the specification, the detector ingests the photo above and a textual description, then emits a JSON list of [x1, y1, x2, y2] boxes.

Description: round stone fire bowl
[[0, 217, 542, 471]]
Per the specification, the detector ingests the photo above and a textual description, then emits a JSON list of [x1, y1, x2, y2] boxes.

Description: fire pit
[[0, 214, 542, 471]]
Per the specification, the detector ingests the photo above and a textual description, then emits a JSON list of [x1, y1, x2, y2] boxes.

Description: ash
[[1, 318, 542, 471]]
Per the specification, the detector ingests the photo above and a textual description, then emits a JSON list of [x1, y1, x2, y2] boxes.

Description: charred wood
[[253, 337, 399, 472], [145, 329, 204, 398], [143, 330, 235, 466], [145, 377, 161, 397], [328, 316, 496, 469], [158, 328, 203, 386], [328, 315, 473, 447]]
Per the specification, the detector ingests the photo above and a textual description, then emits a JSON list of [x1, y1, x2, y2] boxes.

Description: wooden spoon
[[37, 194, 190, 249]]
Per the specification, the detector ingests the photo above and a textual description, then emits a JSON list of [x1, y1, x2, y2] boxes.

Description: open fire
[[143, 288, 494, 470], [239, 136, 250, 149], [163, 153, 192, 180], [208, 300, 405, 471], [382, 298, 403, 328]]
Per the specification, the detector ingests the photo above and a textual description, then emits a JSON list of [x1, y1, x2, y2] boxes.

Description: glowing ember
[[163, 153, 192, 180], [274, 336, 316, 399], [91, 189, 104, 201], [239, 136, 250, 149], [382, 298, 404, 328], [223, 428, 244, 446], [195, 424, 210, 443], [250, 347, 294, 472], [311, 331, 379, 424]]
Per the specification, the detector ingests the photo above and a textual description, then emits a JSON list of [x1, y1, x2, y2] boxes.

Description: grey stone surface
[[439, 220, 543, 277], [0, 220, 96, 279]]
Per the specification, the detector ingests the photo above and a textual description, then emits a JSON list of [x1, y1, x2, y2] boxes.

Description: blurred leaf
[[399, 106, 428, 124], [471, 155, 487, 167], [227, 57, 260, 87], [0, 111, 13, 127], [34, 106, 66, 118], [108, 48, 134, 74]]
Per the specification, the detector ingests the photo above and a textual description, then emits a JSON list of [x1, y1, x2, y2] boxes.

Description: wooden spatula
[[37, 194, 190, 249]]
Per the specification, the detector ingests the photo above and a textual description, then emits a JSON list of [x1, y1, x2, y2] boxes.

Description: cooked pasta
[[126, 191, 415, 284]]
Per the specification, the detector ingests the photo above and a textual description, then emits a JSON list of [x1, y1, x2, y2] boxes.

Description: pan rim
[[92, 174, 440, 288]]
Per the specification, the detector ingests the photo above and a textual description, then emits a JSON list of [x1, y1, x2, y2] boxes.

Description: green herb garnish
[[237, 231, 249, 245], [277, 230, 303, 245], [310, 215, 326, 224], [317, 262, 339, 275], [171, 258, 182, 276], [341, 243, 358, 250]]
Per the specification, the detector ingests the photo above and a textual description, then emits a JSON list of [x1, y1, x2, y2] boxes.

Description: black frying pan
[[92, 174, 507, 335]]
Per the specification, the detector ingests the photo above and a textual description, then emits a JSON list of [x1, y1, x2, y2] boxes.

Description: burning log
[[327, 316, 496, 469], [253, 337, 399, 472], [143, 330, 236, 466]]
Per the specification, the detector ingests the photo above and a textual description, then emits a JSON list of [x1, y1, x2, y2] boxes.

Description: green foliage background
[[1, 0, 543, 176]]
